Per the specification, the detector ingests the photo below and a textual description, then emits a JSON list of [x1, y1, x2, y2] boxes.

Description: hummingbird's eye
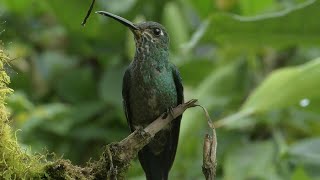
[[153, 28, 162, 36]]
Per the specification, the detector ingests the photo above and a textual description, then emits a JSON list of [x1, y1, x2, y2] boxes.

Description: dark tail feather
[[138, 148, 169, 180], [138, 117, 181, 180]]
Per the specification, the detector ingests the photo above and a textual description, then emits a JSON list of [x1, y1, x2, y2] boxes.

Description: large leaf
[[289, 138, 320, 166], [224, 141, 281, 180], [239, 0, 277, 16], [204, 0, 320, 48], [216, 58, 320, 127], [242, 58, 320, 112]]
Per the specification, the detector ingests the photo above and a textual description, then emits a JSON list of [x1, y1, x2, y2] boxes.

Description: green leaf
[[224, 141, 281, 180], [242, 58, 320, 112], [291, 167, 311, 180], [286, 105, 320, 136], [182, 0, 215, 18], [239, 0, 277, 16], [204, 0, 320, 48], [215, 57, 320, 128], [289, 138, 320, 166], [163, 2, 189, 53]]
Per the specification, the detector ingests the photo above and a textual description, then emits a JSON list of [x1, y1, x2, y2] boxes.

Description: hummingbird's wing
[[122, 68, 133, 131], [172, 64, 184, 106], [166, 64, 184, 169]]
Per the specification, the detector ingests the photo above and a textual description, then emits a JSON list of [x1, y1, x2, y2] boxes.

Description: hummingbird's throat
[[135, 32, 157, 52]]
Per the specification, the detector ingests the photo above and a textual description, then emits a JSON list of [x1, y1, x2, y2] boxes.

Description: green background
[[1, 0, 320, 179]]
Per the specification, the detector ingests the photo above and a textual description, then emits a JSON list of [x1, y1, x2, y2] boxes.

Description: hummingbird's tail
[[138, 147, 169, 180], [138, 117, 181, 180]]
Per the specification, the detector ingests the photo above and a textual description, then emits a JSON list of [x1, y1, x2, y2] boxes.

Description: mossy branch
[[43, 99, 198, 179]]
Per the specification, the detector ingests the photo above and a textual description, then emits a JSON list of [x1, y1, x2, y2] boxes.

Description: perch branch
[[44, 99, 198, 179], [106, 99, 198, 165]]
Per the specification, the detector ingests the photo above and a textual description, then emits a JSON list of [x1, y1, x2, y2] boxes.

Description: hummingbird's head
[[133, 22, 169, 51], [96, 11, 170, 52]]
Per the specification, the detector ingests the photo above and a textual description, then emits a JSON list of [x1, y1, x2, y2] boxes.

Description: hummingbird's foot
[[133, 125, 144, 131], [162, 107, 174, 119]]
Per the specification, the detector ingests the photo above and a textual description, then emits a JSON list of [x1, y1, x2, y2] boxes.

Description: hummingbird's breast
[[129, 63, 177, 129]]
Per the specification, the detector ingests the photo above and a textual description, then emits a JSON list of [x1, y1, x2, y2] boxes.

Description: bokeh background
[[1, 0, 320, 179]]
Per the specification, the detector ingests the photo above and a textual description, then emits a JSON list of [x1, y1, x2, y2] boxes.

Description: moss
[[44, 160, 94, 180], [0, 48, 130, 179], [0, 49, 46, 179]]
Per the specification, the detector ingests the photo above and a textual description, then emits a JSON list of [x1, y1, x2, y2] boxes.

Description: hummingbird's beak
[[96, 11, 140, 37]]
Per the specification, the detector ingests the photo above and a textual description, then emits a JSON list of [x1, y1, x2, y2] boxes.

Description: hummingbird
[[96, 11, 184, 180]]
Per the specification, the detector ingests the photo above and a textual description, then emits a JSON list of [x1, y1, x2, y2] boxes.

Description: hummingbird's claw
[[162, 107, 175, 119]]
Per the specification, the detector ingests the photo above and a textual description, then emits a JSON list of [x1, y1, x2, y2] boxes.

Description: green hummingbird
[[96, 11, 184, 180]]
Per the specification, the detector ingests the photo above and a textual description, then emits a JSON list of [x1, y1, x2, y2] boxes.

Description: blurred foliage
[[1, 0, 320, 179]]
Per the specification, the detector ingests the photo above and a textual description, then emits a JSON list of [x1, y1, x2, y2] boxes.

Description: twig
[[81, 0, 96, 26], [111, 99, 198, 163], [144, 99, 198, 136], [196, 104, 217, 180], [202, 134, 217, 180]]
